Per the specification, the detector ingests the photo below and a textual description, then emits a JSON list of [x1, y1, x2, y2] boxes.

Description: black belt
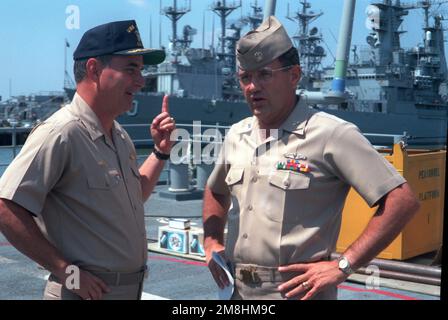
[[89, 266, 148, 286]]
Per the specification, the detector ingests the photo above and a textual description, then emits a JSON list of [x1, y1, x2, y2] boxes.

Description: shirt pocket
[[86, 165, 121, 190], [266, 171, 310, 222], [268, 171, 310, 190], [129, 161, 143, 202], [225, 167, 245, 195]]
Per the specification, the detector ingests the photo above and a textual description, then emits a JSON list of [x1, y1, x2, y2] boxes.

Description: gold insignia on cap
[[126, 48, 145, 54], [254, 51, 263, 62], [127, 25, 136, 33]]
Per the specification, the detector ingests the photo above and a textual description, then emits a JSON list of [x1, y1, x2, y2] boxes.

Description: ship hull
[[118, 94, 447, 149], [117, 94, 251, 145]]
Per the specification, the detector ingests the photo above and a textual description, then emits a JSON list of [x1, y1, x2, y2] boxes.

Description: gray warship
[[113, 0, 253, 145], [309, 0, 448, 147], [67, 0, 447, 148]]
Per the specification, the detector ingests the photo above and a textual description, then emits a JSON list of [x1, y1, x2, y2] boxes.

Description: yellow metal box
[[336, 143, 445, 260]]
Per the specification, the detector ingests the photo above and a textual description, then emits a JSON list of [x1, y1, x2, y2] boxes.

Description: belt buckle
[[240, 266, 259, 283]]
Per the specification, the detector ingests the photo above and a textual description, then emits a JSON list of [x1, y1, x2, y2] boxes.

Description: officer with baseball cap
[[73, 19, 165, 65], [203, 16, 419, 300], [0, 20, 175, 300]]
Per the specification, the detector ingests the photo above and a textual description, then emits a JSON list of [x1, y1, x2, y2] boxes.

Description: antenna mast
[[211, 0, 242, 58], [162, 0, 191, 51], [287, 0, 325, 87]]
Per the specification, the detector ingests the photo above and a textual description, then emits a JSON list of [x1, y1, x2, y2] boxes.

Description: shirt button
[[283, 180, 290, 187], [243, 233, 248, 239], [247, 205, 253, 211], [251, 176, 258, 183]]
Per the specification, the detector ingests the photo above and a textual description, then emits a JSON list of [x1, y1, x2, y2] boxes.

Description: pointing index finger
[[162, 94, 169, 114]]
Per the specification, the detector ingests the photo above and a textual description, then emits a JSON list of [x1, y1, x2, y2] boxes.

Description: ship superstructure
[[313, 0, 448, 146], [59, 0, 447, 148]]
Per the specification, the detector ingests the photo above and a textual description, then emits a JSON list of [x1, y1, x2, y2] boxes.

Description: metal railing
[[0, 125, 30, 173], [1, 121, 440, 176], [0, 125, 30, 155], [119, 122, 229, 185], [120, 122, 230, 146]]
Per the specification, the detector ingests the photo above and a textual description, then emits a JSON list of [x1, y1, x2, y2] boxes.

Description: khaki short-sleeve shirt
[[0, 93, 147, 272], [207, 96, 406, 267]]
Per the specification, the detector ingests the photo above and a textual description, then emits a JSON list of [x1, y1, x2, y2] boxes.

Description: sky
[[0, 0, 445, 101]]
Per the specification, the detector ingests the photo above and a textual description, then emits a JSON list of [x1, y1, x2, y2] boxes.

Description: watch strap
[[338, 256, 354, 275], [153, 148, 170, 160]]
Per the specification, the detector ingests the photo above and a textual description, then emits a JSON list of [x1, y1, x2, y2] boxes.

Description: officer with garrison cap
[[203, 16, 420, 300], [0, 20, 175, 300]]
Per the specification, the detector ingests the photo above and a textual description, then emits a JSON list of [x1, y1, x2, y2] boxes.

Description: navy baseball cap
[[73, 20, 165, 65]]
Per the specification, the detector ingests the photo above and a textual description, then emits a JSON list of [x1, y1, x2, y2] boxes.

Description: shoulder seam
[[322, 121, 352, 164]]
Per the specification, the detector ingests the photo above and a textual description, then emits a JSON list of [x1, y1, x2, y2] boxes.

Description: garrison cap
[[236, 16, 293, 71], [73, 20, 165, 65]]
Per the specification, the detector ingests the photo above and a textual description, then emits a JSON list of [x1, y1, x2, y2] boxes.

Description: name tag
[[108, 169, 122, 185]]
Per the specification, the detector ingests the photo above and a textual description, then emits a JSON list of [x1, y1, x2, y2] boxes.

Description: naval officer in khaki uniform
[[0, 20, 175, 300], [202, 16, 420, 300]]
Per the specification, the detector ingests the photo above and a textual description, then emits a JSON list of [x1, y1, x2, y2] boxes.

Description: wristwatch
[[153, 148, 170, 160], [338, 256, 354, 275]]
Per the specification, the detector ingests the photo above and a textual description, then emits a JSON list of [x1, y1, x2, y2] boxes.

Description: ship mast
[[162, 0, 191, 53], [287, 0, 326, 89], [211, 0, 241, 59], [219, 1, 261, 100], [404, 0, 448, 28], [63, 39, 75, 93], [247, 0, 263, 29]]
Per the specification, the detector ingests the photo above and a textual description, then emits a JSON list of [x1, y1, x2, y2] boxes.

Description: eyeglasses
[[237, 65, 293, 85]]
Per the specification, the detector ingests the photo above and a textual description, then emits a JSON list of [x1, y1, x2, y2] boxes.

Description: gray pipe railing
[[356, 267, 441, 286], [330, 253, 441, 286], [0, 124, 31, 157]]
